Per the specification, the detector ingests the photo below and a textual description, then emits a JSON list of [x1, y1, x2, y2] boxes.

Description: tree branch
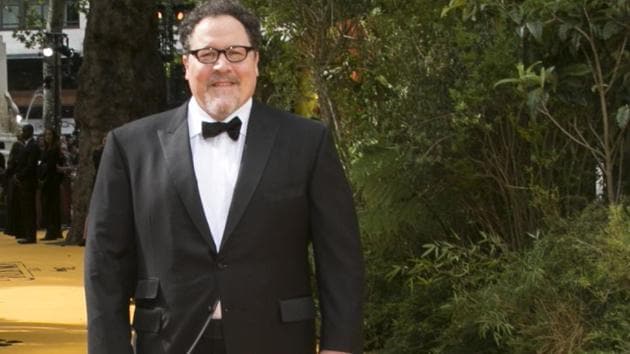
[[539, 105, 602, 159], [606, 34, 628, 95]]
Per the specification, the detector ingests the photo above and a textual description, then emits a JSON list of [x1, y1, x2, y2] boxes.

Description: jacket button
[[217, 262, 228, 270]]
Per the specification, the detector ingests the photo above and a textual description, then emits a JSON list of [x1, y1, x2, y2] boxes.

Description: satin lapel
[[221, 102, 278, 250], [157, 102, 217, 253]]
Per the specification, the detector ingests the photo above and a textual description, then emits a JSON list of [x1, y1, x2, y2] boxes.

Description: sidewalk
[[0, 231, 86, 353]]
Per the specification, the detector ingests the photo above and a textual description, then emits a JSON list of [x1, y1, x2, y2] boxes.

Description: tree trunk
[[66, 0, 166, 244], [42, 0, 64, 131]]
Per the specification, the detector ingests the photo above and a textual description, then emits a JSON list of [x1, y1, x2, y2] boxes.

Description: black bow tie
[[201, 117, 242, 141]]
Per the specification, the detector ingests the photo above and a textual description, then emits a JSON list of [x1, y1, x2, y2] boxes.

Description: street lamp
[[42, 47, 54, 57], [42, 32, 74, 136]]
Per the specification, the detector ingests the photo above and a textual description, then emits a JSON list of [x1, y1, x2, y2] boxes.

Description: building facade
[[1, 0, 85, 136]]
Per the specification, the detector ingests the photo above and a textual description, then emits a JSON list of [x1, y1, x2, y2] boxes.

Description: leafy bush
[[373, 205, 630, 353]]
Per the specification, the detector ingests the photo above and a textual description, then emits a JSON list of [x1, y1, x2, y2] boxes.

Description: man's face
[[183, 15, 259, 121], [21, 127, 31, 140]]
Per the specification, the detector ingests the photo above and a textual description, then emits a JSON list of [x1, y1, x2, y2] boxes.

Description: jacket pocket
[[132, 307, 163, 334], [135, 278, 160, 300], [279, 296, 316, 323]]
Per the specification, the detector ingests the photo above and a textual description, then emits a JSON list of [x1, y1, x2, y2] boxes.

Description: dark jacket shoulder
[[112, 105, 184, 142]]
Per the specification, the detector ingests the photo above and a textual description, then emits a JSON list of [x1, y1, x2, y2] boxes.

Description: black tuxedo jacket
[[85, 100, 364, 354]]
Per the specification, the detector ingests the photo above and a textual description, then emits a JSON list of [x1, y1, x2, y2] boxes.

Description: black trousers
[[5, 178, 22, 237], [41, 181, 62, 238], [18, 180, 37, 241], [192, 320, 226, 354]]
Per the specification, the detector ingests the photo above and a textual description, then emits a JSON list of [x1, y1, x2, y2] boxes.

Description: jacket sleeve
[[84, 130, 137, 354], [309, 127, 365, 353]]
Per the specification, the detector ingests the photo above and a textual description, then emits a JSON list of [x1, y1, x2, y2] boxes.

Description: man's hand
[[320, 351, 350, 354]]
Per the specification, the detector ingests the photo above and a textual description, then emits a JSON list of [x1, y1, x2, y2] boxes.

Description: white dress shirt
[[188, 97, 251, 250]]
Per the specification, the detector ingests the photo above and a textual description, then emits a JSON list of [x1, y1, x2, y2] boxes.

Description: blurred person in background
[[39, 128, 66, 240], [14, 124, 40, 244], [3, 136, 22, 237]]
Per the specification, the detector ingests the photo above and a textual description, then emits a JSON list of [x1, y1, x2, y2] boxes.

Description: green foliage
[[445, 9, 595, 246], [11, 0, 49, 48], [255, 23, 302, 111], [11, 0, 87, 49], [495, 61, 557, 117], [445, 0, 630, 203], [240, 1, 628, 352], [381, 204, 630, 353]]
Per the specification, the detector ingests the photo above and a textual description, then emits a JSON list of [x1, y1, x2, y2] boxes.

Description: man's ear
[[182, 55, 190, 79], [254, 51, 260, 77]]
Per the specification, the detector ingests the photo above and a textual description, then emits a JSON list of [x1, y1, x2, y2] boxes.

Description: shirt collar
[[187, 97, 252, 139]]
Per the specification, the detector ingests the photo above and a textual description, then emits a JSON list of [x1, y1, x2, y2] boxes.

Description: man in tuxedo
[[84, 1, 364, 354], [14, 124, 40, 244], [4, 133, 25, 238]]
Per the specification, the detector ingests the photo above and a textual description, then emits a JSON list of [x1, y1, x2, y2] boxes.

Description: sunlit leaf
[[616, 105, 630, 129], [560, 63, 591, 77], [494, 78, 520, 88], [441, 0, 467, 18], [526, 21, 543, 42], [527, 88, 547, 117]]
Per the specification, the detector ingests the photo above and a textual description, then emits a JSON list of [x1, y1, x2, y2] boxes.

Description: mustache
[[207, 76, 239, 85]]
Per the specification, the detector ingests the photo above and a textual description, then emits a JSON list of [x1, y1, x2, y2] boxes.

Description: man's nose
[[212, 53, 231, 70]]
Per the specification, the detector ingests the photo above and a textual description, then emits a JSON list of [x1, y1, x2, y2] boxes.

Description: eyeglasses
[[187, 45, 255, 64]]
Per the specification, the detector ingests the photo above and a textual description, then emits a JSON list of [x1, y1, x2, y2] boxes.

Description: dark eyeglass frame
[[187, 45, 256, 64]]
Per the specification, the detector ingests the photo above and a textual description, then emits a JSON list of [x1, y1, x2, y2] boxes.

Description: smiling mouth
[[209, 77, 238, 87], [212, 81, 234, 86]]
